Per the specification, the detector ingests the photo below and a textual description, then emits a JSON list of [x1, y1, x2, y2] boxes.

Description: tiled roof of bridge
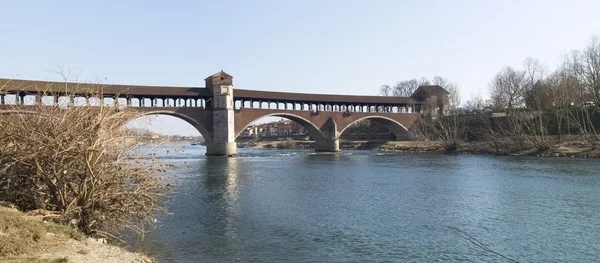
[[414, 85, 449, 95], [0, 78, 212, 97], [233, 89, 421, 105], [1, 78, 423, 104]]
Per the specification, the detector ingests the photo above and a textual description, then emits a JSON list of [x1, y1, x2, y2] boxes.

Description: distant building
[[291, 122, 306, 135], [239, 118, 307, 138], [241, 127, 255, 137], [410, 85, 450, 116]]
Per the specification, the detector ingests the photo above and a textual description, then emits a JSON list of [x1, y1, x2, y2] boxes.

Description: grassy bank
[[0, 204, 153, 263], [237, 139, 600, 158]]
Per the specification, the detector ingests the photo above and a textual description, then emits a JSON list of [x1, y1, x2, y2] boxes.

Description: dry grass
[[0, 207, 83, 260], [43, 221, 85, 241], [0, 209, 47, 257], [0, 206, 153, 262], [76, 248, 90, 255], [3, 257, 70, 263]]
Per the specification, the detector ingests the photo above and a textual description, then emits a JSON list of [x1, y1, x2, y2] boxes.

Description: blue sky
[[2, 0, 599, 136]]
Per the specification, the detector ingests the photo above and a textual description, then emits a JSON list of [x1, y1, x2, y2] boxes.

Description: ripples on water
[[135, 145, 600, 262]]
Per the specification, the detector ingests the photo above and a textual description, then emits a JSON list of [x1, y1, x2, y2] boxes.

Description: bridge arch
[[235, 113, 327, 141], [338, 116, 411, 141], [135, 110, 212, 143], [0, 107, 213, 143]]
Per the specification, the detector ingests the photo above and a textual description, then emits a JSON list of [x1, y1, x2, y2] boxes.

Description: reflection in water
[[207, 157, 240, 242], [138, 147, 600, 263], [200, 157, 241, 199], [303, 152, 353, 164], [197, 157, 242, 260]]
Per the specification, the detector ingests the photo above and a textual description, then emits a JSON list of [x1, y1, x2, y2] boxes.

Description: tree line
[[380, 35, 600, 153]]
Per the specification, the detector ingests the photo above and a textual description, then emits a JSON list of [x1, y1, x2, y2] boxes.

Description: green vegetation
[[43, 221, 85, 241]]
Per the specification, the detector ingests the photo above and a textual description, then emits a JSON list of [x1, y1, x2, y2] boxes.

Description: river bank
[[0, 204, 153, 263], [237, 139, 600, 158]]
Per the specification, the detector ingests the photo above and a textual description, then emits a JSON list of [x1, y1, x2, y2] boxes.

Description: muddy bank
[[237, 140, 600, 158]]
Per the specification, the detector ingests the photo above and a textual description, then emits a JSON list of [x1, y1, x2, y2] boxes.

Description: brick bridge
[[0, 71, 448, 156]]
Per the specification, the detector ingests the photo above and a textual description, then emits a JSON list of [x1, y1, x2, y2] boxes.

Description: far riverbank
[[237, 139, 600, 158]]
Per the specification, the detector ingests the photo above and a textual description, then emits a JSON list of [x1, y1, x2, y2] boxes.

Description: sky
[[2, 0, 600, 136]]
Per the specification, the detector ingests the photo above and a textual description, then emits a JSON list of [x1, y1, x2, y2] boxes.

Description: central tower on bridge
[[205, 71, 237, 156]]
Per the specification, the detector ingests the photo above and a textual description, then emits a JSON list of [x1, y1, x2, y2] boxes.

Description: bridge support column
[[315, 117, 340, 152], [314, 139, 339, 152], [205, 73, 237, 157]]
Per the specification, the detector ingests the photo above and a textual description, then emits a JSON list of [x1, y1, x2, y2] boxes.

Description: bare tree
[[392, 79, 421, 97], [380, 78, 434, 97], [523, 57, 545, 87], [430, 114, 465, 152], [426, 84, 464, 151], [464, 93, 485, 109], [490, 66, 527, 109], [470, 111, 503, 152], [560, 47, 600, 146], [580, 35, 600, 105], [432, 76, 461, 110], [544, 72, 566, 141], [379, 84, 392, 96], [520, 58, 553, 150]]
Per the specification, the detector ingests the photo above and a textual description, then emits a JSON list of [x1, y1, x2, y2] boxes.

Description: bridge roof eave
[[233, 89, 423, 105], [0, 78, 212, 98]]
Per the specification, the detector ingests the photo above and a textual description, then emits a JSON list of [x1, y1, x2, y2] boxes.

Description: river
[[136, 145, 600, 262]]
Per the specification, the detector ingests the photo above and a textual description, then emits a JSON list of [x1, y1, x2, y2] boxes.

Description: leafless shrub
[[0, 82, 170, 243], [469, 112, 502, 152], [432, 115, 464, 152], [567, 106, 600, 147], [413, 115, 465, 153]]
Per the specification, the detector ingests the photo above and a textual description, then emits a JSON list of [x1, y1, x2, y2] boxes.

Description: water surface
[[137, 145, 600, 262]]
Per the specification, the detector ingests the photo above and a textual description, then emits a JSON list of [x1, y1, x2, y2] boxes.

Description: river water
[[136, 145, 600, 262]]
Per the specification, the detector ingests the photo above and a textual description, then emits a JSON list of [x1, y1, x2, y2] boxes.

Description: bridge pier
[[206, 142, 237, 156], [314, 139, 340, 152], [205, 71, 237, 157], [315, 117, 340, 152]]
